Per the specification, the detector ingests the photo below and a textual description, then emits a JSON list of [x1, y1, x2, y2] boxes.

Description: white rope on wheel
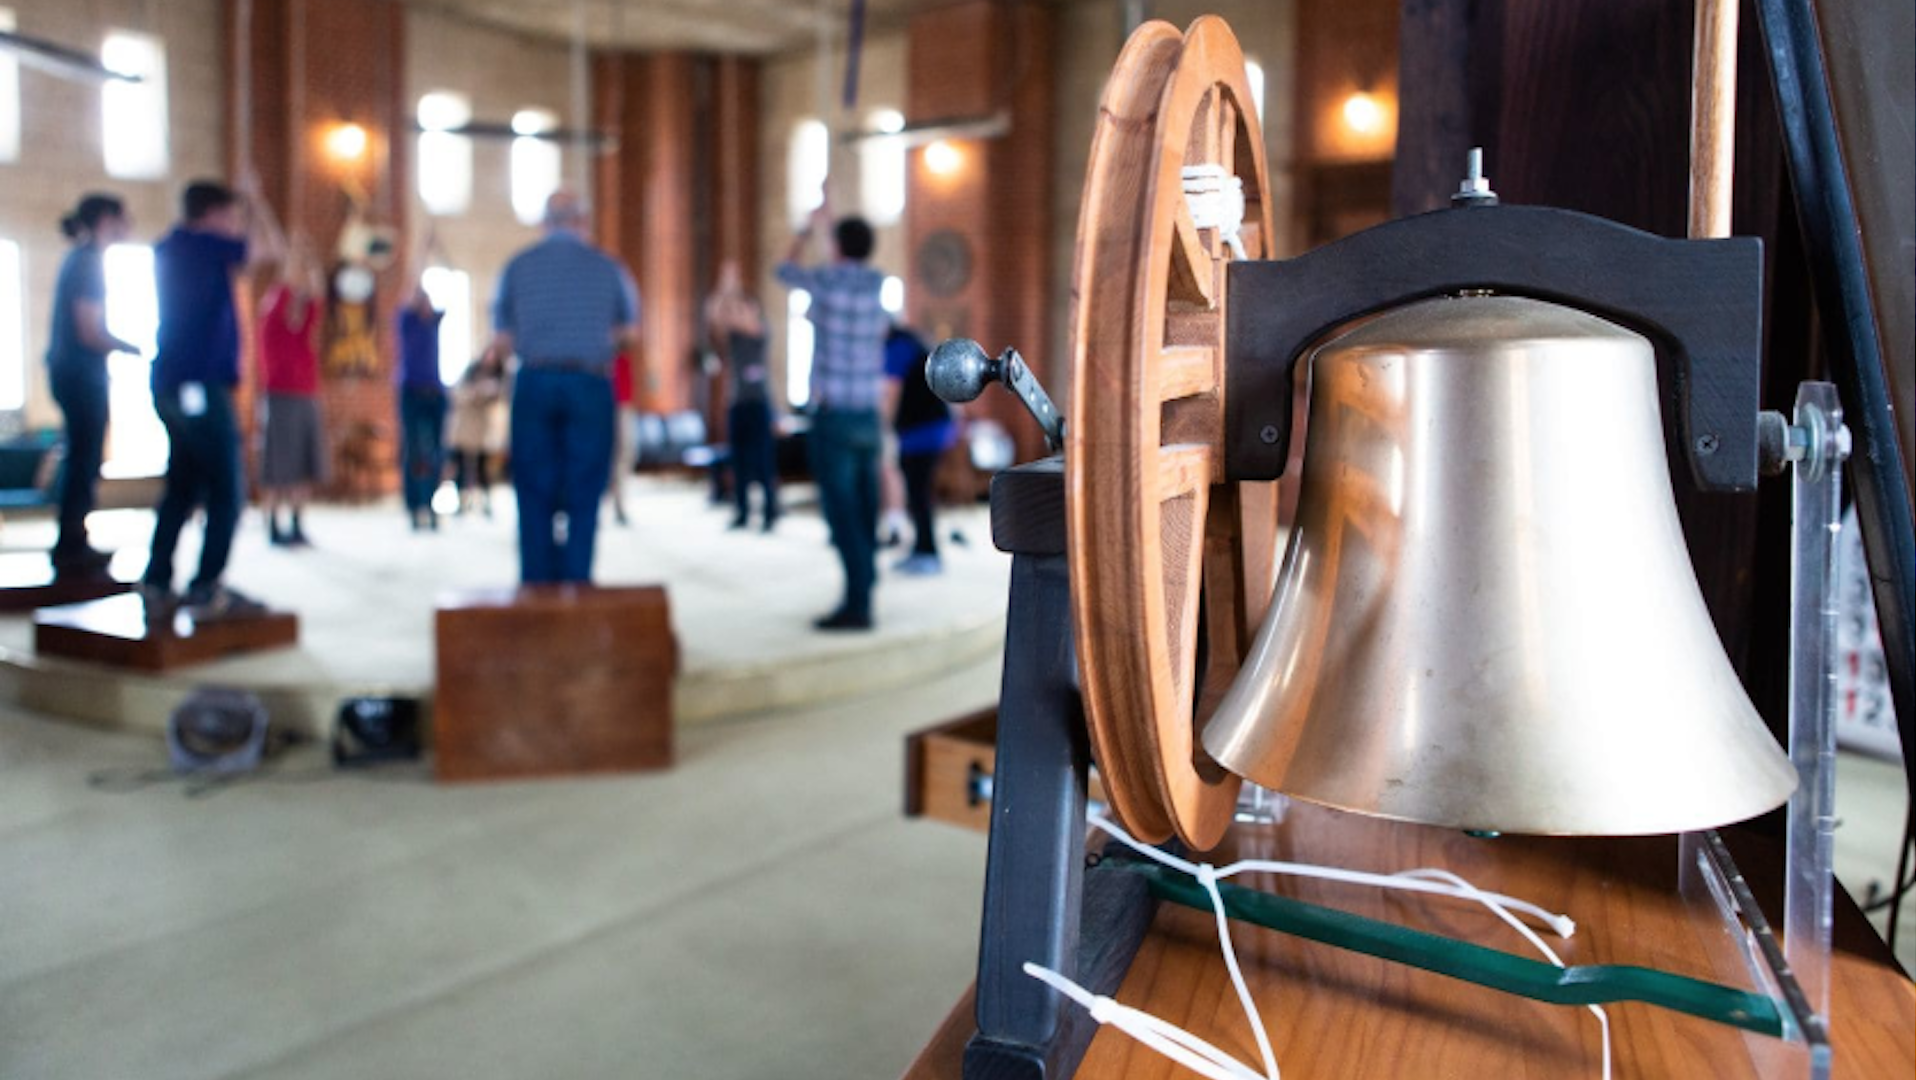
[[1181, 164, 1248, 260]]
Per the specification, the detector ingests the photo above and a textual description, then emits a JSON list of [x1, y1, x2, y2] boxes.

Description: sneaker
[[182, 583, 267, 619], [892, 553, 944, 576], [813, 608, 873, 632], [135, 581, 177, 619], [52, 545, 115, 578]]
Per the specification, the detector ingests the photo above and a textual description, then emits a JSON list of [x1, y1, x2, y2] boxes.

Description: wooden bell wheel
[[1067, 16, 1279, 851]]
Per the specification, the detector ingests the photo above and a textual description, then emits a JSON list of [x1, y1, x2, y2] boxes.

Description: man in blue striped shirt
[[778, 209, 889, 631], [487, 191, 640, 584]]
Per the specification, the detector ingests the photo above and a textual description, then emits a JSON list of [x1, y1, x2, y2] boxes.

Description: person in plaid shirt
[[777, 208, 889, 631]]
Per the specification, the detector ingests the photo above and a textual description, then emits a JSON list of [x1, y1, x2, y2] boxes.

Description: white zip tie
[[1396, 867, 1612, 1080], [1197, 862, 1282, 1079], [1181, 164, 1249, 260], [1030, 812, 1612, 1080], [1024, 962, 1266, 1080]]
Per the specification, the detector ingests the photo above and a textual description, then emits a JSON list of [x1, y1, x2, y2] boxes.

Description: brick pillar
[[228, 0, 409, 499], [700, 56, 761, 442], [905, 0, 1054, 464], [593, 53, 759, 426]]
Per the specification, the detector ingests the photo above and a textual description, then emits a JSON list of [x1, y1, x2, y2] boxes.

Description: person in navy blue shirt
[[396, 280, 447, 531], [141, 180, 282, 617], [883, 324, 956, 576], [45, 193, 140, 578], [486, 190, 639, 584]]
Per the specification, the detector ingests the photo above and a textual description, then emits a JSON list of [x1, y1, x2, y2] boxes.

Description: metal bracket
[[1225, 204, 1767, 492]]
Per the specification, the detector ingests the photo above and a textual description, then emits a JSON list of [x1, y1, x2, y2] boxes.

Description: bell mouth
[[1200, 296, 1796, 837]]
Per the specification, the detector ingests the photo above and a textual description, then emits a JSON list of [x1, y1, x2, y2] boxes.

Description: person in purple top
[[140, 179, 282, 617], [396, 280, 447, 531]]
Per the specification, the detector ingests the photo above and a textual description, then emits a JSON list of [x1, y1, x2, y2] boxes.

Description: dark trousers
[[511, 366, 614, 584], [146, 383, 242, 593], [50, 367, 108, 563], [399, 388, 447, 514], [900, 449, 940, 558], [454, 450, 492, 499], [730, 399, 779, 525], [808, 408, 880, 618]]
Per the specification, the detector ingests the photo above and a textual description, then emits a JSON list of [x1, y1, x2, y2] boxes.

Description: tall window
[[420, 266, 472, 385], [101, 31, 168, 180], [0, 9, 20, 163], [860, 109, 906, 226], [787, 119, 828, 231], [416, 92, 473, 216], [510, 108, 561, 226], [0, 240, 23, 411], [786, 290, 813, 409], [1244, 59, 1266, 122], [101, 243, 166, 475]]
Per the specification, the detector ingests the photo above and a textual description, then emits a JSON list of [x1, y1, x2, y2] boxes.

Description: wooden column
[[906, 0, 1055, 464], [635, 55, 698, 414], [698, 56, 761, 442], [592, 52, 737, 419]]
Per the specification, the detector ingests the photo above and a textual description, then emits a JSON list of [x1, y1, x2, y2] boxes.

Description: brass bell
[[1201, 294, 1797, 835]]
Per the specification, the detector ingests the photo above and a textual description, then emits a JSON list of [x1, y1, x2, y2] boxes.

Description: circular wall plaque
[[916, 230, 973, 299]]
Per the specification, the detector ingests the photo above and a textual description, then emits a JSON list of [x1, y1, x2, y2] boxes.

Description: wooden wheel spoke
[[1156, 443, 1214, 499], [1216, 93, 1238, 173], [1158, 344, 1217, 402], [1156, 454, 1210, 715], [1168, 201, 1215, 306]]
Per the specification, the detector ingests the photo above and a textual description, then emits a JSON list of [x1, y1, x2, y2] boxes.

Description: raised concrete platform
[[0, 478, 1009, 737]]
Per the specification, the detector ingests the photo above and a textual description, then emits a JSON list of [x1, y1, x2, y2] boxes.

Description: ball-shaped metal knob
[[927, 338, 999, 404]]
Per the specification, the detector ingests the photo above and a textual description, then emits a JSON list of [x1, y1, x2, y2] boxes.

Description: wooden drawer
[[904, 708, 998, 833], [904, 708, 1106, 833]]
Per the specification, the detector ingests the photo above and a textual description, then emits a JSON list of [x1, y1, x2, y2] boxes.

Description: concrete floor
[[3, 690, 1907, 1080], [0, 656, 998, 1080]]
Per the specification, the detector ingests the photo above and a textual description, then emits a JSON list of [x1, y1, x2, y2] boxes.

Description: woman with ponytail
[[45, 193, 137, 578]]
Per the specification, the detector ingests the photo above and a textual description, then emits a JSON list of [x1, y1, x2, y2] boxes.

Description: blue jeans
[[399, 387, 448, 514], [808, 408, 880, 618], [50, 365, 108, 563], [146, 382, 243, 594], [511, 366, 614, 584]]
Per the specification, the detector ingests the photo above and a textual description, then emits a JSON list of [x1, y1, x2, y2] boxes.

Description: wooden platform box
[[34, 594, 298, 672], [0, 553, 130, 612], [433, 585, 677, 782]]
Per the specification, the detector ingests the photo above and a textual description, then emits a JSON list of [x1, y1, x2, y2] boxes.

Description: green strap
[[1105, 857, 1784, 1038]]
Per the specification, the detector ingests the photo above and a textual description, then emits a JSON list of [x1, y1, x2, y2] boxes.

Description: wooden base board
[[904, 805, 1916, 1078], [433, 584, 676, 782], [34, 594, 300, 672]]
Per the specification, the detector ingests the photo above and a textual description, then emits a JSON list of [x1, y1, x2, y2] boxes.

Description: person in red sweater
[[256, 245, 328, 546]]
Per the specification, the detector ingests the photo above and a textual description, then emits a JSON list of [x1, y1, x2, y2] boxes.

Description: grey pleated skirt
[[260, 393, 330, 487]]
